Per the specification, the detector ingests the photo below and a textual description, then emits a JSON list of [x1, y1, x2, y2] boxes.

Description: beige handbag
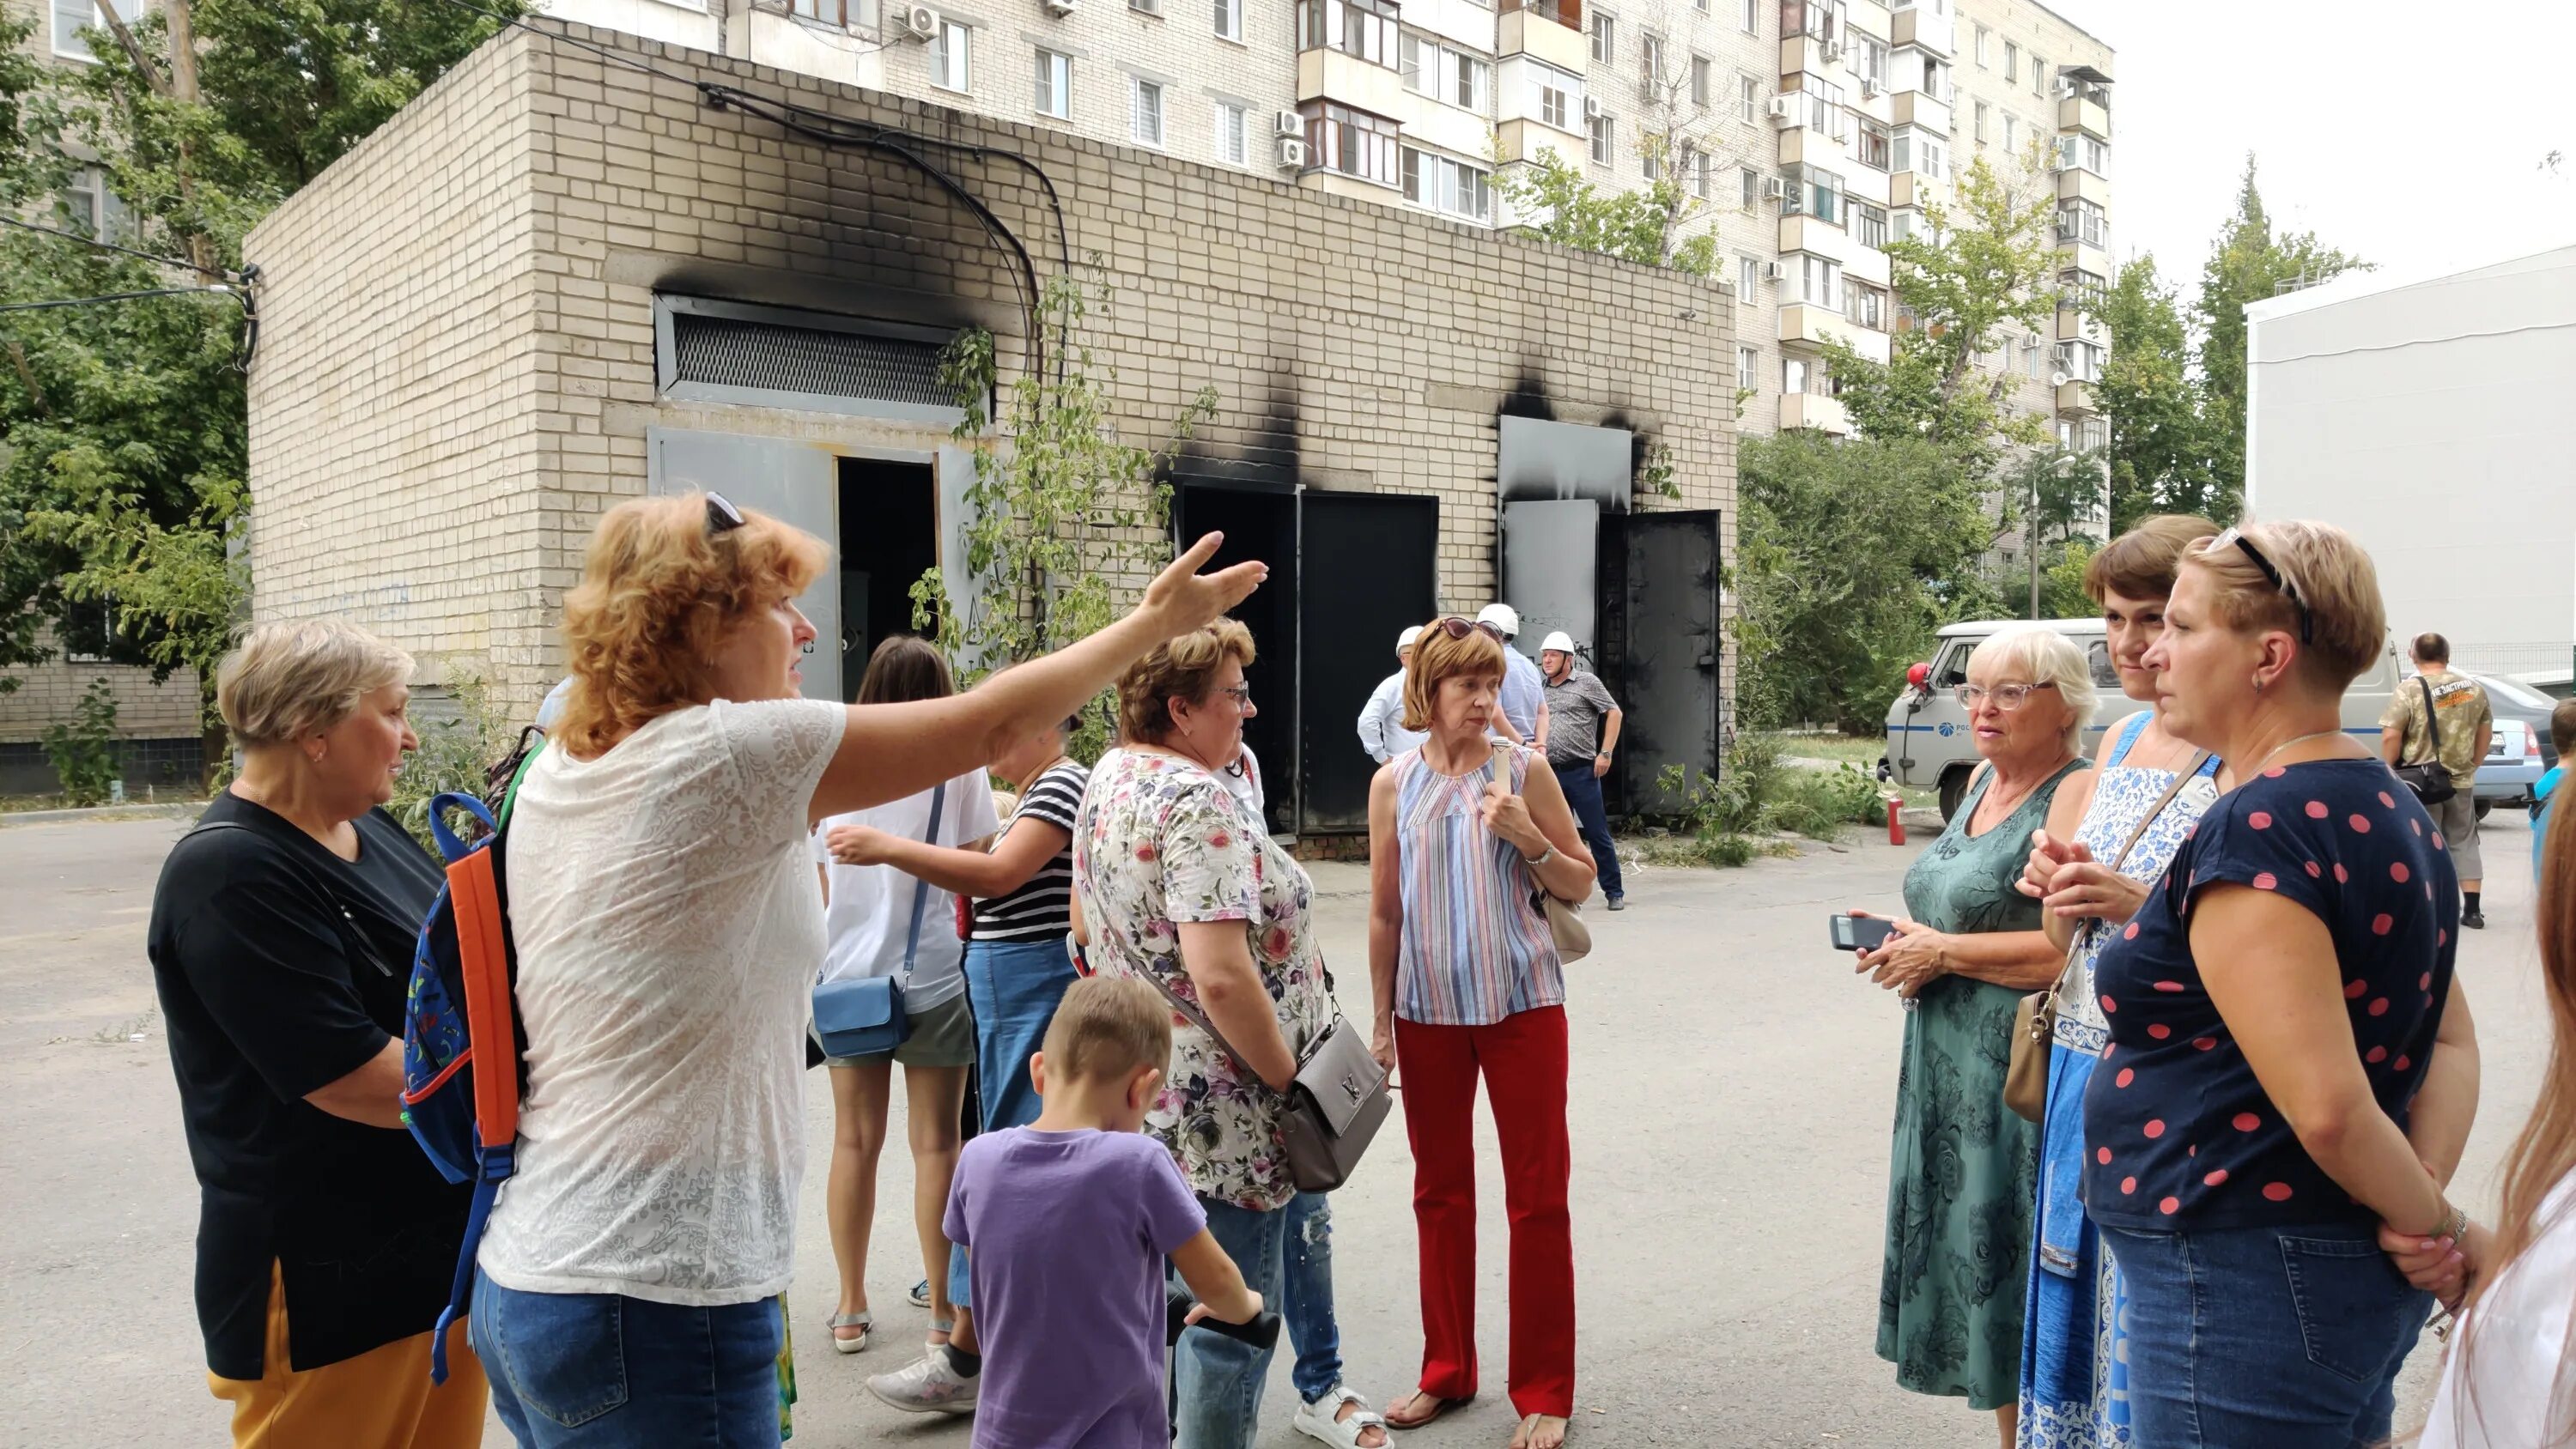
[[1491, 743, 1592, 964], [2003, 750, 2208, 1124]]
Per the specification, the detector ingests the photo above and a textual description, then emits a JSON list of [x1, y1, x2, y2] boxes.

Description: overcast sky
[[2036, 0, 2576, 290]]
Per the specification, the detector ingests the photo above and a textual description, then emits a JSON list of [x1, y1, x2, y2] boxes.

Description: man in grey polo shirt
[[1539, 631, 1625, 910]]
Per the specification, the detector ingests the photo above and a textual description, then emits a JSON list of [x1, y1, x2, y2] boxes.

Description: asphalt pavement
[[0, 810, 2550, 1447]]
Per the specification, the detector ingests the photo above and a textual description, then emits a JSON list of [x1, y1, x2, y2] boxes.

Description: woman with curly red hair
[[465, 491, 1261, 1448]]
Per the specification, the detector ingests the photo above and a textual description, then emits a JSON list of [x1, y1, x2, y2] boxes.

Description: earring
[[2251, 675, 2264, 694]]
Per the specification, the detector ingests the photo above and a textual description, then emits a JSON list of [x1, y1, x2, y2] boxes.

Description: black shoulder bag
[[2394, 676, 2457, 806]]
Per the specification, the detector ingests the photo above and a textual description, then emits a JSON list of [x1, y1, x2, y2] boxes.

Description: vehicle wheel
[[2474, 799, 2493, 821], [1938, 767, 1971, 823]]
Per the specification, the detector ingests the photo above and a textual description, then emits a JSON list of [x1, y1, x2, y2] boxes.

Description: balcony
[[1890, 5, 1952, 56], [1299, 47, 1407, 118], [1780, 391, 1851, 433], [1497, 118, 1584, 167], [1889, 91, 1947, 131], [2055, 166, 2111, 208], [1499, 0, 1589, 70], [2055, 378, 2097, 415], [2058, 94, 2109, 140], [2055, 306, 2105, 346], [1779, 301, 1891, 362]]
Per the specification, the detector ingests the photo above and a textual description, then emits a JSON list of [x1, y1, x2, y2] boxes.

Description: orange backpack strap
[[447, 849, 520, 1149]]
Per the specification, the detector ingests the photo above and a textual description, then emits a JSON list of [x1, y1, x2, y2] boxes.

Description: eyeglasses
[[1953, 682, 2059, 711], [2208, 526, 2312, 643], [1216, 683, 1253, 706], [705, 492, 746, 537], [1432, 616, 1507, 643]]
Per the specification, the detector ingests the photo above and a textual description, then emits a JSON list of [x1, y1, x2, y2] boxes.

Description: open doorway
[[1173, 484, 1298, 835], [838, 458, 939, 695]]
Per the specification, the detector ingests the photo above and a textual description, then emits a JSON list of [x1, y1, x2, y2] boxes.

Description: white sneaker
[[1291, 1386, 1388, 1447], [866, 1350, 980, 1416]]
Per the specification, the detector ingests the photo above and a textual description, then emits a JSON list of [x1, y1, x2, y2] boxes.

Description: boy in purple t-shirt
[[943, 975, 1264, 1447]]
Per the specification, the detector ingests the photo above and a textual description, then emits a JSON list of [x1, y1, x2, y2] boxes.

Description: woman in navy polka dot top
[[2081, 522, 2482, 1449]]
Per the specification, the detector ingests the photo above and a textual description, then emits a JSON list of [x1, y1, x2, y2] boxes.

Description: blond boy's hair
[[1042, 975, 1175, 1084]]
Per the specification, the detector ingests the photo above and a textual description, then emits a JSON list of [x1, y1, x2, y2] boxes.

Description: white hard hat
[[1476, 603, 1520, 636], [1397, 625, 1424, 652], [1540, 631, 1577, 655]]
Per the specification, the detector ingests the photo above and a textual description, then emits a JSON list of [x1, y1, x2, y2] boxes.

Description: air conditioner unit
[[1760, 261, 1784, 282], [2049, 371, 2071, 387], [1762, 176, 1789, 199], [893, 3, 939, 39], [1276, 136, 1309, 169], [1042, 0, 1076, 13], [1858, 77, 1880, 98], [1821, 39, 1844, 61], [1583, 95, 1603, 119], [1766, 94, 1797, 125], [1273, 109, 1303, 138]]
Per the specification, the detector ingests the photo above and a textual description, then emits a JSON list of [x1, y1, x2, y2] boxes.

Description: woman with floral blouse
[[1074, 620, 1388, 1449]]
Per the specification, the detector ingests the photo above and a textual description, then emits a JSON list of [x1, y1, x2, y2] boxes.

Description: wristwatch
[[1522, 844, 1558, 868]]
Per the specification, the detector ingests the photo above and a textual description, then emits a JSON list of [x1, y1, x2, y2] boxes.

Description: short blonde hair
[[1401, 621, 1507, 732], [1116, 619, 1256, 744], [553, 493, 830, 757], [216, 620, 414, 749], [2179, 520, 2388, 690], [1969, 623, 2098, 756], [1042, 975, 1175, 1083]]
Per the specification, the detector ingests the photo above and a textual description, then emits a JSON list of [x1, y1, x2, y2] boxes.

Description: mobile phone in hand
[[1831, 913, 1899, 953]]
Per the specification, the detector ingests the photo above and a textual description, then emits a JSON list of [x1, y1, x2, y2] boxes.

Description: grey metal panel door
[[647, 428, 843, 702], [1609, 511, 1722, 815], [1502, 499, 1601, 661]]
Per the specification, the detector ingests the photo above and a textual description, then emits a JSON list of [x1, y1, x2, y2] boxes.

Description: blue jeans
[[1172, 1197, 1290, 1449], [2101, 1220, 2429, 1449], [1552, 762, 1622, 898], [948, 936, 1080, 1309], [470, 1268, 784, 1448], [1281, 1192, 1344, 1404]]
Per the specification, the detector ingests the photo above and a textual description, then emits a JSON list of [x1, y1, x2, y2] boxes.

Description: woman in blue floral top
[[1075, 620, 1388, 1449]]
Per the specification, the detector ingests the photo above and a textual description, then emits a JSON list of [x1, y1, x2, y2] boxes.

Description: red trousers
[[1394, 1005, 1575, 1417]]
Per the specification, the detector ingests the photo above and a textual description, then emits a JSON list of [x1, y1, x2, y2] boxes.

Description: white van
[[1882, 617, 2403, 821]]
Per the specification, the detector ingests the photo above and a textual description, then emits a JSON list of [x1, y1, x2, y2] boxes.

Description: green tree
[[2033, 537, 2100, 621], [911, 273, 1218, 761], [1489, 140, 1716, 276], [1822, 152, 2062, 477], [1732, 432, 2001, 731], [2196, 155, 2363, 518], [2096, 254, 2221, 530], [1, 1, 519, 718]]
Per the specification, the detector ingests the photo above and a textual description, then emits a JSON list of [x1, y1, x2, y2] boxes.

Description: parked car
[[2470, 673, 2560, 816], [1883, 617, 2403, 822]]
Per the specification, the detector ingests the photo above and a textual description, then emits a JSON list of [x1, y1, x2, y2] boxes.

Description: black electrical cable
[[0, 215, 241, 279], [417, 0, 1071, 379], [0, 285, 241, 313]]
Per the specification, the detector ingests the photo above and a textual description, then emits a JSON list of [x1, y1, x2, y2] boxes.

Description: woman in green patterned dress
[[1850, 624, 2094, 1449]]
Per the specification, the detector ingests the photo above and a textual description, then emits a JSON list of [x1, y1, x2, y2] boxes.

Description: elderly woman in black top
[[149, 620, 485, 1446]]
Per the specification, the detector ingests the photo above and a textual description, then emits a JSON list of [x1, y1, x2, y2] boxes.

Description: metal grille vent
[[668, 312, 951, 408]]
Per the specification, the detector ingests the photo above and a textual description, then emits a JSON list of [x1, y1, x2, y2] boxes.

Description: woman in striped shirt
[[1367, 618, 1594, 1449]]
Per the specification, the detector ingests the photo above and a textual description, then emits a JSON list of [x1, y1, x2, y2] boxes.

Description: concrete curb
[[0, 802, 204, 828]]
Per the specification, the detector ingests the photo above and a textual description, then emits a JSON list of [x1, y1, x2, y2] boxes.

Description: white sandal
[[828, 1310, 872, 1355], [1293, 1385, 1390, 1448]]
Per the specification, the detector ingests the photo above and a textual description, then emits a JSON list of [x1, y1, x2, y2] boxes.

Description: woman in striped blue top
[[1367, 618, 1594, 1449]]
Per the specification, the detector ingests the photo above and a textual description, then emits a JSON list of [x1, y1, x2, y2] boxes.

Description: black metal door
[[1175, 485, 1300, 835], [1599, 511, 1722, 816], [1298, 493, 1440, 833]]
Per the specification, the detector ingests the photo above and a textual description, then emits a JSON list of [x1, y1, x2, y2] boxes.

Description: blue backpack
[[400, 761, 537, 1385]]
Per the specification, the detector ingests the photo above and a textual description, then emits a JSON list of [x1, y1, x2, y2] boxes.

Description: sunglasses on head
[[705, 492, 746, 537], [1431, 616, 1507, 643], [2208, 527, 2312, 643]]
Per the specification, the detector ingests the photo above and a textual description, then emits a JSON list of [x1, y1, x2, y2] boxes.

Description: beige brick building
[[243, 22, 1736, 833]]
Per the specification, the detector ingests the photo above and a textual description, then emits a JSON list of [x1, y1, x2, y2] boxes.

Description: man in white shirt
[[1356, 625, 1429, 763], [1479, 603, 1550, 749]]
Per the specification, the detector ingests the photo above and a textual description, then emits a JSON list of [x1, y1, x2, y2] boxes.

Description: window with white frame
[[2056, 197, 2106, 248], [2056, 338, 2104, 382], [1215, 101, 1249, 164], [1692, 146, 1715, 199], [1400, 33, 1432, 92], [2076, 417, 2106, 452], [1854, 117, 1889, 170], [2024, 340, 2043, 377], [1973, 100, 1988, 144], [1890, 208, 1918, 242], [2002, 112, 2017, 152], [791, 0, 848, 21], [1640, 32, 1664, 94], [2032, 54, 2047, 96], [1783, 356, 1808, 394], [2004, 40, 2018, 82], [1589, 9, 1614, 63], [1973, 24, 1990, 66], [1132, 77, 1166, 146], [1855, 34, 1887, 89], [1787, 252, 1840, 306], [1892, 128, 1943, 178], [2059, 134, 2108, 174], [1528, 61, 1581, 130], [1844, 279, 1885, 330], [1739, 253, 1763, 297], [1589, 111, 1613, 165], [1455, 52, 1492, 111], [1692, 54, 1710, 107], [62, 167, 131, 239], [1736, 345, 1758, 391], [1739, 74, 1761, 123], [1919, 57, 1947, 100], [53, 0, 136, 61], [1642, 139, 1661, 181], [1783, 162, 1842, 224], [1034, 49, 1072, 118], [1852, 199, 1887, 249], [1403, 148, 1493, 220], [1740, 166, 1761, 209], [929, 19, 971, 92], [1298, 0, 1400, 67], [1540, 82, 1568, 129], [1216, 0, 1243, 41], [1741, 0, 1759, 33]]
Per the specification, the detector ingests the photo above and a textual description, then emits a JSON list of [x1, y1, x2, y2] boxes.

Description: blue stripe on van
[[1883, 724, 2384, 737]]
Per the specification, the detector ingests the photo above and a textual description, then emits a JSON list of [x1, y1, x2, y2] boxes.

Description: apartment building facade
[[547, 0, 2111, 459], [2, 0, 206, 795]]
